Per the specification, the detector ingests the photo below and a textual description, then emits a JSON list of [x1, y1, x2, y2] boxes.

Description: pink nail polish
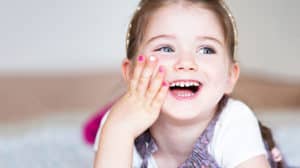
[[138, 55, 144, 62], [159, 66, 164, 73]]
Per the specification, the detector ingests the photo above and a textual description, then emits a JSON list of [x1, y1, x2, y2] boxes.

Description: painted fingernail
[[138, 55, 144, 62], [149, 56, 156, 62], [159, 66, 164, 73], [162, 81, 168, 87]]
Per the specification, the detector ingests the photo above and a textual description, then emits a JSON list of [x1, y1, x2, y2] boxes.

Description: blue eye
[[155, 46, 174, 53], [198, 47, 216, 55]]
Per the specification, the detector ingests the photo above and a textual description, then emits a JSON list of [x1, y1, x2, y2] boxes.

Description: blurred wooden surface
[[0, 72, 299, 122]]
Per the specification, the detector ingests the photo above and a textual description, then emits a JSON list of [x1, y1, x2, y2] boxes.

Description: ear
[[225, 62, 240, 94], [121, 58, 133, 82]]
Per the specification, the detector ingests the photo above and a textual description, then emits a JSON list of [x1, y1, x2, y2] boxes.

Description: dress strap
[[179, 115, 220, 168], [135, 114, 221, 168]]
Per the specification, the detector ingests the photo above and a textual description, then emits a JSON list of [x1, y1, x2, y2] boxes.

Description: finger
[[150, 81, 169, 111], [145, 65, 165, 105], [137, 56, 157, 96], [129, 55, 146, 92]]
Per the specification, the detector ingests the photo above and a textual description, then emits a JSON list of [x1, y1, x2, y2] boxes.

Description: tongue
[[171, 89, 193, 95]]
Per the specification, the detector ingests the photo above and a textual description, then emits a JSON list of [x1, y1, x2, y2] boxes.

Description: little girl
[[94, 0, 281, 167]]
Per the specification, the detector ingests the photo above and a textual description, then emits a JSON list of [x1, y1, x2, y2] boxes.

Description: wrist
[[102, 122, 135, 141]]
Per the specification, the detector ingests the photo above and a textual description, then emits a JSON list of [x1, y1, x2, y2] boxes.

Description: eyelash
[[154, 45, 216, 55], [154, 46, 175, 53], [198, 46, 216, 55]]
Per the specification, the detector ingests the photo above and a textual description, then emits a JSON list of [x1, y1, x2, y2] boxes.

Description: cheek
[[156, 56, 175, 64], [139, 48, 175, 74], [149, 53, 175, 69], [206, 61, 229, 84], [156, 56, 176, 74]]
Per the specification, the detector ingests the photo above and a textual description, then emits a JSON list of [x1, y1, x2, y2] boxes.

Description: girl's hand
[[103, 55, 169, 139]]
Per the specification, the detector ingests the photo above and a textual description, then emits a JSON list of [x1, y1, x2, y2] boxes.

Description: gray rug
[[0, 110, 299, 167]]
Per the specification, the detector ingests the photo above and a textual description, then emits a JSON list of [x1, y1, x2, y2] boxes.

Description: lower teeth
[[177, 93, 194, 97]]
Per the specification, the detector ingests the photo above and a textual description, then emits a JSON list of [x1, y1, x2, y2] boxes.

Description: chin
[[160, 102, 208, 122], [160, 94, 218, 123]]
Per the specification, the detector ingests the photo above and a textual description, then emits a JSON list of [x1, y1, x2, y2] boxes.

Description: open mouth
[[169, 80, 202, 100]]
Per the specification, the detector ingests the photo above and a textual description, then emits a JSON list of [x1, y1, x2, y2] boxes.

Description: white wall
[[0, 0, 299, 79], [227, 0, 300, 80], [0, 0, 138, 73]]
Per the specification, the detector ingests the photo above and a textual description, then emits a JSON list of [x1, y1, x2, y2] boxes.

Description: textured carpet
[[1, 110, 299, 167]]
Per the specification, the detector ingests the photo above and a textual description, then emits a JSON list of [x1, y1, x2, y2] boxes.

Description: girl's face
[[125, 4, 239, 122]]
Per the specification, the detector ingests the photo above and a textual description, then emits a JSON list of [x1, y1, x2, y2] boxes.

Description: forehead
[[143, 3, 225, 43]]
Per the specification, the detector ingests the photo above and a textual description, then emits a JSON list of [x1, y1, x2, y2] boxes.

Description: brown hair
[[126, 0, 237, 63], [259, 122, 286, 168]]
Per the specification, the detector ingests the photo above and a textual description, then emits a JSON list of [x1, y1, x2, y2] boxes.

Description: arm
[[236, 155, 270, 168], [94, 125, 134, 168], [93, 55, 168, 167]]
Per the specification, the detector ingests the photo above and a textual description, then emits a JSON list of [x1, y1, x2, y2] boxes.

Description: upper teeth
[[170, 81, 200, 87]]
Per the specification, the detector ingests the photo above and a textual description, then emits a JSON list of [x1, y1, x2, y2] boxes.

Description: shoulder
[[210, 98, 267, 167], [219, 98, 258, 126], [225, 98, 255, 117], [93, 111, 110, 151], [213, 98, 260, 142]]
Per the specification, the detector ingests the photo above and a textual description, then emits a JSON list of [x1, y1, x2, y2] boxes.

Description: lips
[[168, 79, 202, 101]]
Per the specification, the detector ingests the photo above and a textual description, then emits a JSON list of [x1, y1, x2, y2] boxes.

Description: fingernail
[[149, 56, 156, 62], [162, 81, 168, 87], [159, 66, 164, 73], [138, 55, 144, 62]]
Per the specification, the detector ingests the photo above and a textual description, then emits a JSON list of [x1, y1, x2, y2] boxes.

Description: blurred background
[[0, 0, 299, 167]]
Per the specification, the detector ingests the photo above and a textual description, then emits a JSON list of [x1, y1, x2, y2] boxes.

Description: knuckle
[[130, 78, 137, 84], [125, 91, 135, 98], [155, 97, 162, 103], [154, 78, 163, 86], [157, 73, 164, 79], [154, 76, 163, 85], [129, 83, 134, 90], [157, 92, 165, 101], [142, 73, 151, 79], [152, 101, 160, 109], [139, 76, 148, 84], [148, 81, 160, 92], [147, 87, 155, 95], [132, 67, 139, 74]]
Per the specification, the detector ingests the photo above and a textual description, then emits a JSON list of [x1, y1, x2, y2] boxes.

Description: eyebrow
[[145, 34, 224, 46]]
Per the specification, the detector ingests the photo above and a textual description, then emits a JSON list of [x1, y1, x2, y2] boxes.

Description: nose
[[174, 56, 198, 72]]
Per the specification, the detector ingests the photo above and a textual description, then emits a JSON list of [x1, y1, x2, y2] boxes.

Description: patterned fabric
[[134, 114, 221, 168]]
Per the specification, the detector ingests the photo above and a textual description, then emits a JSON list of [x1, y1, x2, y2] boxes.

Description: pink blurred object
[[82, 100, 115, 145]]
